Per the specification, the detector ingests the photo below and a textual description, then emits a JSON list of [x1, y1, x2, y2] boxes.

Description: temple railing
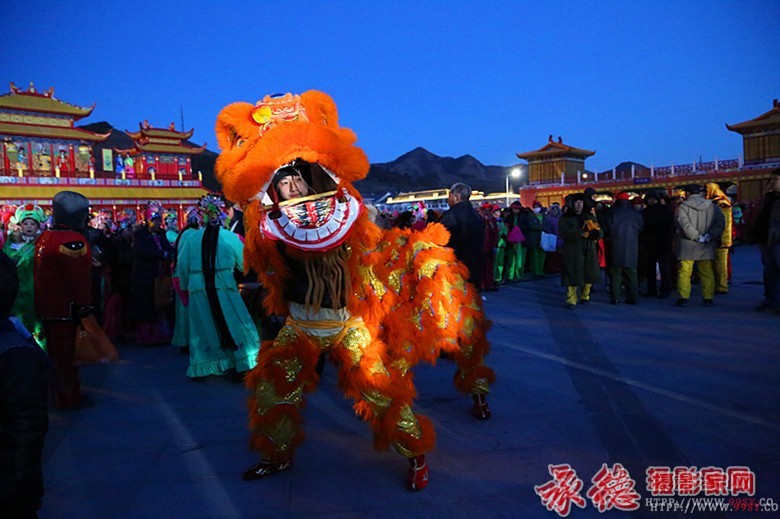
[[524, 158, 746, 190], [0, 167, 200, 182], [0, 174, 202, 188]]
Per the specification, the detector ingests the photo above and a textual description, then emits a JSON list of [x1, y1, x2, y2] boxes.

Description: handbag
[[154, 275, 174, 310], [540, 232, 558, 252], [74, 315, 118, 365], [507, 225, 526, 244]]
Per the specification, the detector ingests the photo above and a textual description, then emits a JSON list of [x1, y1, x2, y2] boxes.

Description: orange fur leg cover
[[453, 299, 496, 395], [246, 319, 435, 461], [245, 328, 322, 460]]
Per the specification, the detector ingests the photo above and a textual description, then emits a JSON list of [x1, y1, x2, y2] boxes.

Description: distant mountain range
[[356, 147, 514, 197], [80, 122, 516, 196]]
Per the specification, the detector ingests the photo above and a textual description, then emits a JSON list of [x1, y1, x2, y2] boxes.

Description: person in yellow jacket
[[705, 183, 733, 294]]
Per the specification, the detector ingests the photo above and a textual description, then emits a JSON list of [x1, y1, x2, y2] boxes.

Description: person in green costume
[[175, 194, 259, 379], [504, 201, 525, 282], [2, 204, 46, 349]]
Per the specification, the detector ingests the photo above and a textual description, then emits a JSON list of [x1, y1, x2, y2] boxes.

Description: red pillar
[[2, 142, 9, 174], [68, 144, 75, 176], [27, 142, 33, 176]]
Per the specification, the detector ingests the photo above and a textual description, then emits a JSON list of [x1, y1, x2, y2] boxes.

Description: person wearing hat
[[674, 184, 725, 307], [128, 202, 174, 344], [559, 193, 602, 308], [604, 192, 644, 304], [34, 191, 93, 408], [705, 183, 733, 295], [3, 204, 46, 348], [640, 191, 675, 298]]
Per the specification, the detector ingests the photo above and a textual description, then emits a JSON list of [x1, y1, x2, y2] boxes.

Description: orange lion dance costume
[[214, 91, 494, 491]]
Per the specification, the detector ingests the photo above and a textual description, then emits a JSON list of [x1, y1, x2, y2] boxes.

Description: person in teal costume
[[2, 204, 46, 349], [175, 195, 259, 379], [170, 206, 199, 351]]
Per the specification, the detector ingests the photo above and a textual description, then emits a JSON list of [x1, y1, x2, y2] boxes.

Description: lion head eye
[[236, 138, 245, 148]]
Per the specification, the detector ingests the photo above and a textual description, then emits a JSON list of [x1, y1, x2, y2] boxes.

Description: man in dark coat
[[128, 204, 174, 344], [559, 194, 602, 308], [751, 168, 780, 313], [34, 191, 93, 409], [641, 191, 675, 298], [440, 182, 485, 288], [604, 192, 645, 304]]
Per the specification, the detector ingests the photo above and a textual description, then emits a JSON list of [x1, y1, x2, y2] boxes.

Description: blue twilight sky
[[2, 1, 778, 173]]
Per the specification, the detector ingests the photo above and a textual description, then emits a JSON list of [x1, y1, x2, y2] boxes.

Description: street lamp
[[506, 168, 521, 206]]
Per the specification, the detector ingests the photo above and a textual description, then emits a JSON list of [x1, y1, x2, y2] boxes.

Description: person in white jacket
[[674, 184, 725, 307]]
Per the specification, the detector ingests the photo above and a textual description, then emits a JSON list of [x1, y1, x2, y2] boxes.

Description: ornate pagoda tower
[[0, 81, 109, 178], [726, 99, 780, 166], [0, 82, 206, 221], [516, 135, 595, 185], [115, 120, 207, 180]]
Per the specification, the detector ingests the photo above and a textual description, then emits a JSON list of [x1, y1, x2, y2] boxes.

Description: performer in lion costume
[[214, 91, 494, 491]]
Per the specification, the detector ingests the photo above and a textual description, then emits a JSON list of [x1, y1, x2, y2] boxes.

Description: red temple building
[[114, 120, 206, 181], [0, 81, 108, 178], [0, 82, 206, 225]]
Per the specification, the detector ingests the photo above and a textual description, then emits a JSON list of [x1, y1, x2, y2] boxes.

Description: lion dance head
[[215, 91, 369, 253]]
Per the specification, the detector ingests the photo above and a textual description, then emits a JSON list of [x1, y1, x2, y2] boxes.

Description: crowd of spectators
[[387, 171, 780, 314]]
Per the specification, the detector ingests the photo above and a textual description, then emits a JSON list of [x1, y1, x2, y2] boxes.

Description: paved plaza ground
[[39, 245, 779, 518]]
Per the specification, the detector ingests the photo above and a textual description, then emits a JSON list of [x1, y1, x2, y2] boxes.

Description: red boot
[[407, 455, 429, 491], [473, 394, 491, 420]]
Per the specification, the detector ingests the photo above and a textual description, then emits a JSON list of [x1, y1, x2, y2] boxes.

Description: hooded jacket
[[675, 194, 725, 261], [705, 183, 733, 248]]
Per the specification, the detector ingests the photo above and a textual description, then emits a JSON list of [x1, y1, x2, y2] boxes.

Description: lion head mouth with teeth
[[214, 91, 369, 253]]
